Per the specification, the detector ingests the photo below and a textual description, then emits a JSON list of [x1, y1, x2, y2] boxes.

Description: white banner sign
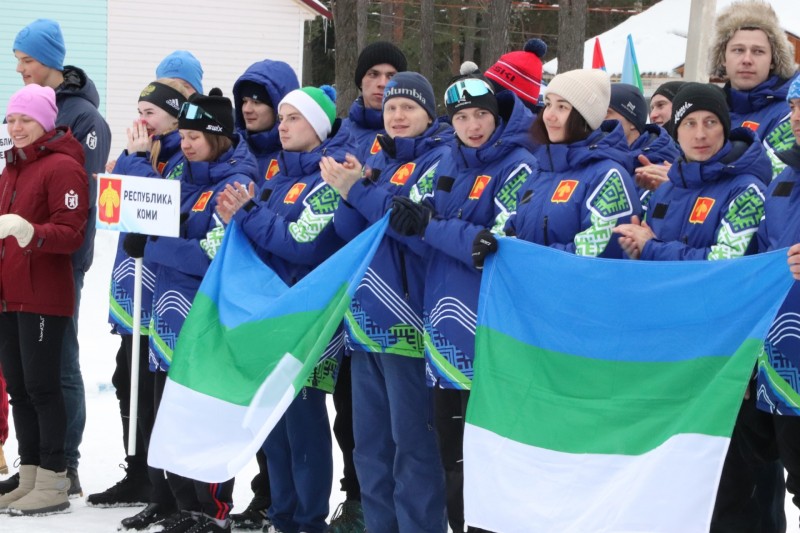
[[96, 173, 181, 237], [0, 125, 11, 173]]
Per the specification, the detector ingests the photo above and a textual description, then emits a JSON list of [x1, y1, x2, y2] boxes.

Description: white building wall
[[106, 0, 317, 158]]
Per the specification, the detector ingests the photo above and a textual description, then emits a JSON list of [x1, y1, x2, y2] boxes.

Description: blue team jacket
[[232, 121, 350, 392], [147, 137, 258, 371], [108, 130, 183, 335], [335, 121, 452, 357], [342, 97, 385, 163], [408, 92, 538, 389], [642, 127, 770, 261], [755, 143, 800, 415], [508, 120, 641, 258]]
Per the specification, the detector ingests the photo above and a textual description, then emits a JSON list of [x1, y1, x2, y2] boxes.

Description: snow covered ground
[[0, 228, 798, 531]]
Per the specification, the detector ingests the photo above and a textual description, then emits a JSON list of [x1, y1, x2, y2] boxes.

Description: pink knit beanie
[[6, 84, 58, 132]]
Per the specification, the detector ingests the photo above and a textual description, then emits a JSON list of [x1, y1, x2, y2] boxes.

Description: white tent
[[543, 0, 800, 77]]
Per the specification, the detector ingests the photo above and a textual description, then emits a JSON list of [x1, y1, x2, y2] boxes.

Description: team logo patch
[[265, 159, 280, 180], [65, 189, 79, 210], [192, 191, 214, 212], [741, 120, 760, 132], [157, 161, 166, 174], [689, 197, 715, 224], [390, 163, 416, 186], [139, 84, 156, 98], [469, 175, 491, 200], [86, 131, 97, 150], [551, 180, 578, 203], [586, 170, 632, 220], [369, 136, 382, 155], [284, 183, 307, 204], [98, 177, 121, 223]]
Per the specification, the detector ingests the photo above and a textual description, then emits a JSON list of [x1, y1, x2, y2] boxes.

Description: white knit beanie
[[544, 69, 611, 130]]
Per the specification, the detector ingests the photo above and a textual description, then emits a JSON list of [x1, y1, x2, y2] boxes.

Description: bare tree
[[357, 0, 368, 51], [380, 0, 394, 40], [393, 1, 405, 43], [484, 0, 511, 66], [557, 0, 587, 73], [420, 0, 435, 79], [463, 2, 478, 63], [332, 0, 359, 116], [449, 4, 463, 74]]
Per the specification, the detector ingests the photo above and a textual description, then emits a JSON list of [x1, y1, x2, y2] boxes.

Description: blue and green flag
[[621, 33, 643, 92], [149, 217, 387, 482], [464, 237, 793, 532]]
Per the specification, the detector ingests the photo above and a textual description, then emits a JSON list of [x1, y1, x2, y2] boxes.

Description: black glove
[[389, 196, 435, 237], [123, 233, 148, 258], [472, 229, 498, 270]]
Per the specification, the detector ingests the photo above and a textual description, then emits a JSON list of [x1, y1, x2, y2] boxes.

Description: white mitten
[[0, 214, 34, 247]]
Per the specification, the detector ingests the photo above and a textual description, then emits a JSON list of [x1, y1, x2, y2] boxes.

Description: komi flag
[[592, 37, 606, 71], [149, 216, 387, 482], [621, 33, 643, 92], [464, 237, 793, 533]]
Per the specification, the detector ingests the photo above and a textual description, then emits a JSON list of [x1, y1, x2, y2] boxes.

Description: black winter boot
[[87, 464, 151, 507]]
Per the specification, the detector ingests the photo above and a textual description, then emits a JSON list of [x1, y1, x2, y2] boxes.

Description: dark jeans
[[0, 312, 69, 472], [712, 384, 788, 532], [113, 335, 155, 473], [62, 266, 86, 470], [332, 354, 360, 501]]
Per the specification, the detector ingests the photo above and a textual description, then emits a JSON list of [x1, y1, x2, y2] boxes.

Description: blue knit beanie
[[13, 19, 66, 71], [609, 83, 647, 133], [384, 72, 436, 120], [788, 76, 800, 102], [156, 50, 204, 94]]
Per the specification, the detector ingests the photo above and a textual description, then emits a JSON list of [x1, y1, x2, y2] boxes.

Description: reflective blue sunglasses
[[444, 78, 494, 107]]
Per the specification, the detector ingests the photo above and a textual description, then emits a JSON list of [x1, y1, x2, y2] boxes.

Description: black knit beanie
[[652, 80, 686, 103], [670, 83, 730, 140], [238, 80, 272, 108], [354, 41, 408, 89], [179, 89, 235, 139]]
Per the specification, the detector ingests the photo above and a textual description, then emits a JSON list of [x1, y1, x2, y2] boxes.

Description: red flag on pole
[[592, 38, 607, 71]]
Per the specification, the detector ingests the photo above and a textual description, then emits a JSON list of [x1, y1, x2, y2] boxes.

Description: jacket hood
[[5, 126, 85, 168], [726, 74, 796, 115], [454, 91, 536, 168], [232, 60, 300, 131], [777, 143, 800, 170], [668, 126, 772, 189], [153, 129, 183, 162], [377, 120, 452, 161], [239, 126, 282, 159], [278, 118, 349, 177], [183, 134, 259, 186], [348, 96, 384, 131], [630, 123, 680, 169], [709, 0, 796, 80], [56, 66, 101, 109], [534, 120, 631, 173]]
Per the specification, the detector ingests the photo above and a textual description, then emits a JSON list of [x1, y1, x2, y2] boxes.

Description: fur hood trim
[[708, 0, 796, 80]]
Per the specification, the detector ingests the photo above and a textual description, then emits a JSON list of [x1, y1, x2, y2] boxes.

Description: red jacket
[[0, 127, 88, 316]]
